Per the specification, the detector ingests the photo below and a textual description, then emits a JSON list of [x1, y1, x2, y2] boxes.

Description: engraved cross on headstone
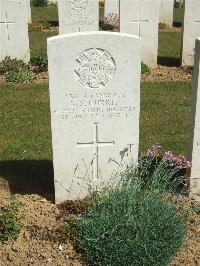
[[130, 11, 148, 37], [77, 122, 115, 181], [0, 11, 15, 42]]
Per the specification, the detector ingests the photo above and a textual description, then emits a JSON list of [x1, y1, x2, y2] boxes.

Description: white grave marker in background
[[159, 0, 174, 27], [48, 32, 141, 203], [188, 38, 200, 200], [58, 0, 99, 34], [0, 0, 30, 63], [120, 0, 159, 68], [26, 0, 32, 23], [104, 0, 119, 17], [182, 0, 200, 66]]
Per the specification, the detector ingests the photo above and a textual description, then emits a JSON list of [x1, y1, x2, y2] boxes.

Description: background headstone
[[104, 0, 119, 17], [159, 0, 174, 27], [188, 38, 200, 200], [26, 0, 32, 23], [58, 0, 99, 34], [48, 32, 141, 203], [0, 0, 30, 63], [182, 0, 200, 66], [120, 0, 159, 68]]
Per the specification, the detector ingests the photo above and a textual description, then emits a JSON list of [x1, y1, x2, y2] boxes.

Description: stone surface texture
[[48, 32, 141, 203], [26, 0, 31, 23], [159, 0, 174, 27], [120, 0, 159, 68], [182, 0, 200, 66], [0, 0, 30, 63], [58, 0, 99, 34], [104, 0, 119, 16], [189, 38, 200, 200]]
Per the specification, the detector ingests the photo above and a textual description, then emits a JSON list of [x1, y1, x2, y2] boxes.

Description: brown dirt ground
[[0, 177, 200, 266], [0, 180, 86, 266]]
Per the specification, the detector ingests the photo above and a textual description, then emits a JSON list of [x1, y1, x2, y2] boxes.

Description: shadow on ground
[[0, 160, 54, 202], [157, 56, 181, 67], [173, 21, 182, 28]]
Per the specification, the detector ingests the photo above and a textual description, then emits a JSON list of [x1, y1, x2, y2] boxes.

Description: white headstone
[[48, 32, 141, 203], [104, 0, 119, 17], [58, 0, 99, 34], [188, 38, 200, 200], [182, 0, 200, 66], [26, 0, 32, 23], [120, 0, 159, 68], [0, 0, 30, 63], [159, 0, 174, 27]]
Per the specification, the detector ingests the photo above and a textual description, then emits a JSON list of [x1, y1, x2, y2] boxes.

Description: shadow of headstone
[[0, 160, 54, 202]]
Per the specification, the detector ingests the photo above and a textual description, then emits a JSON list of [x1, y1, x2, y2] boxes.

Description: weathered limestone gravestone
[[0, 0, 30, 63], [26, 0, 32, 23], [48, 32, 141, 203], [120, 0, 159, 68], [104, 0, 119, 17], [188, 38, 200, 200], [159, 0, 174, 27], [58, 0, 99, 34], [182, 0, 200, 66]]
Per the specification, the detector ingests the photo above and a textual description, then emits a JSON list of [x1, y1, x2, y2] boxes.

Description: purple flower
[[147, 144, 161, 156]]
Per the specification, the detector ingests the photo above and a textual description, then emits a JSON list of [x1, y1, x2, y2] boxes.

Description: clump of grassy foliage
[[159, 22, 168, 30], [0, 196, 24, 242], [141, 62, 150, 74], [75, 189, 186, 266], [0, 57, 35, 83], [74, 145, 189, 266], [31, 51, 48, 72]]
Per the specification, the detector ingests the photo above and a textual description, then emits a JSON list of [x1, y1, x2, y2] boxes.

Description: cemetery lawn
[[0, 81, 191, 162], [31, 6, 104, 23], [29, 31, 58, 58], [158, 32, 181, 65], [1, 82, 200, 266], [32, 6, 58, 23]]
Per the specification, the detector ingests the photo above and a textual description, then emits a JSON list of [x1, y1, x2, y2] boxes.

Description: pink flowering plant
[[99, 13, 119, 31], [138, 145, 192, 194]]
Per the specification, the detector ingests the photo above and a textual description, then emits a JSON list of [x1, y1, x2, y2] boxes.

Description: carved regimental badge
[[70, 0, 88, 14], [74, 48, 116, 89]]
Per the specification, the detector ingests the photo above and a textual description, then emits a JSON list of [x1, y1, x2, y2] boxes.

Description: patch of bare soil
[[33, 71, 48, 83], [159, 26, 182, 33], [142, 66, 193, 82], [42, 27, 59, 33], [0, 180, 85, 266], [170, 196, 200, 266]]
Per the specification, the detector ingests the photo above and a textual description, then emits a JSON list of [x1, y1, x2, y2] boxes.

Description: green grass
[[173, 7, 183, 26], [140, 81, 192, 154], [31, 6, 104, 23], [29, 31, 58, 58], [158, 32, 181, 64], [0, 83, 52, 160], [28, 31, 181, 63], [32, 6, 58, 23], [0, 81, 192, 161]]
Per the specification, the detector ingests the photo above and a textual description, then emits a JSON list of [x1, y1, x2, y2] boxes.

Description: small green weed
[[0, 57, 26, 75], [141, 62, 150, 74], [159, 22, 168, 30], [5, 67, 35, 83], [31, 52, 48, 72], [0, 196, 24, 242]]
